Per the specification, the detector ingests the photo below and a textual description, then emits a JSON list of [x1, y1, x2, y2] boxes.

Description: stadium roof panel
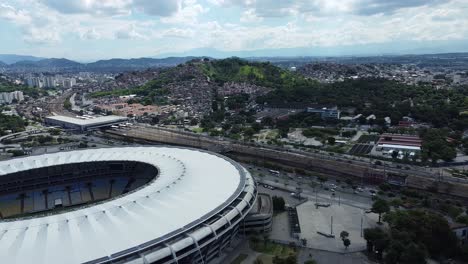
[[45, 115, 128, 126], [0, 147, 248, 264]]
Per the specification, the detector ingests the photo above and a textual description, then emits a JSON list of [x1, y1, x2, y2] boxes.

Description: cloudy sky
[[0, 0, 468, 60]]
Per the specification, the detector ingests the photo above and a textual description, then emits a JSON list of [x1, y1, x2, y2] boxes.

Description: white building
[[44, 76, 56, 88], [0, 91, 24, 104], [26, 77, 43, 88], [63, 78, 76, 88]]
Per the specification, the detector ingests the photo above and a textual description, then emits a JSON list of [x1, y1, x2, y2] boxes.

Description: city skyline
[[0, 0, 467, 61]]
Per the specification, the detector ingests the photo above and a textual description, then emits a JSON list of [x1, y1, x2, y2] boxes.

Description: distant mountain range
[[0, 54, 45, 64], [154, 39, 468, 58], [0, 56, 201, 73], [1, 39, 468, 73]]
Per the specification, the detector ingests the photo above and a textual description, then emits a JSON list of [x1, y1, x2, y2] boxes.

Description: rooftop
[[45, 115, 128, 126]]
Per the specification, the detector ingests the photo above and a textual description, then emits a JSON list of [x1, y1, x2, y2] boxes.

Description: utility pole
[[330, 216, 333, 235], [360, 216, 363, 237]]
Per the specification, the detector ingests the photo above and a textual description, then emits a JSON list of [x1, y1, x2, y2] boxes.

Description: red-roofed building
[[376, 133, 422, 155]]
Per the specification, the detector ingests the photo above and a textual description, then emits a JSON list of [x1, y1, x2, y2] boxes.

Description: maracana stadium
[[0, 147, 271, 264]]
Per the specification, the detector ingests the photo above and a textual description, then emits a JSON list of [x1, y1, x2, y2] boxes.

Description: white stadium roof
[[45, 115, 128, 126], [0, 147, 248, 264]]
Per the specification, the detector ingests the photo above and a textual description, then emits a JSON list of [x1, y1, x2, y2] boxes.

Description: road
[[46, 90, 75, 117], [248, 165, 374, 210], [106, 125, 465, 185]]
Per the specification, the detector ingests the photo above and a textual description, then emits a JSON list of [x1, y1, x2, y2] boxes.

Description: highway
[[105, 125, 465, 185]]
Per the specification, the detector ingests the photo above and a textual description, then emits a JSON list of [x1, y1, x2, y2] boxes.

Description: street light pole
[[360, 216, 363, 237]]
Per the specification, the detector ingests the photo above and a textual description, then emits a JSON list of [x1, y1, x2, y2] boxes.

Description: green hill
[[200, 57, 307, 90]]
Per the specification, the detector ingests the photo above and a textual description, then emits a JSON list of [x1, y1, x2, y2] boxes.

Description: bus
[[269, 169, 280, 175]]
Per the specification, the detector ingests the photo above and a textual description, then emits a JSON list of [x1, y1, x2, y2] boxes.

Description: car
[[357, 187, 364, 192], [268, 186, 275, 190], [290, 192, 296, 196], [263, 184, 269, 188]]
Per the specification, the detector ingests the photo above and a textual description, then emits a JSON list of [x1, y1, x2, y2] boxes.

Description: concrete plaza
[[297, 201, 380, 253]]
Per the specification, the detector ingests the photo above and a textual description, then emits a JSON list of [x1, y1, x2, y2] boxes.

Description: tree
[[327, 137, 336, 145], [391, 150, 398, 159], [343, 238, 351, 249], [383, 210, 458, 259], [272, 196, 285, 212], [340, 231, 349, 240], [364, 227, 388, 259], [243, 127, 256, 139], [371, 199, 390, 223], [399, 243, 427, 264], [253, 258, 263, 264], [318, 176, 328, 186]]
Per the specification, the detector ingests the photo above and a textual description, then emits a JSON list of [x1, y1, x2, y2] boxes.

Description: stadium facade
[[0, 147, 259, 264]]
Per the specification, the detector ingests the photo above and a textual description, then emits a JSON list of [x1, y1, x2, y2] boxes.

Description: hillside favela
[[1, 1, 468, 264]]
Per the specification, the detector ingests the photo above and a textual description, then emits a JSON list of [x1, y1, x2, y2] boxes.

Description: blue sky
[[0, 0, 468, 61]]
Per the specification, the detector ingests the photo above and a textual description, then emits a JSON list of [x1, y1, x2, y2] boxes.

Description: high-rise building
[[44, 76, 56, 88], [63, 78, 76, 88], [0, 91, 24, 104]]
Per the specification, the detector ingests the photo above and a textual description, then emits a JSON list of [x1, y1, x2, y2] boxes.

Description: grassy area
[[249, 239, 296, 258], [230, 254, 248, 264], [257, 254, 274, 264], [302, 128, 339, 140], [191, 127, 204, 133]]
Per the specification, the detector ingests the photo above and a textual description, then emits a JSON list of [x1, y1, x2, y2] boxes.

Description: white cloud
[[81, 28, 101, 40], [160, 0, 207, 24], [133, 0, 181, 16], [240, 8, 263, 23], [114, 24, 148, 40], [210, 0, 445, 17], [0, 3, 31, 25], [42, 0, 182, 17], [161, 28, 195, 38], [0, 0, 468, 59], [41, 0, 132, 16]]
